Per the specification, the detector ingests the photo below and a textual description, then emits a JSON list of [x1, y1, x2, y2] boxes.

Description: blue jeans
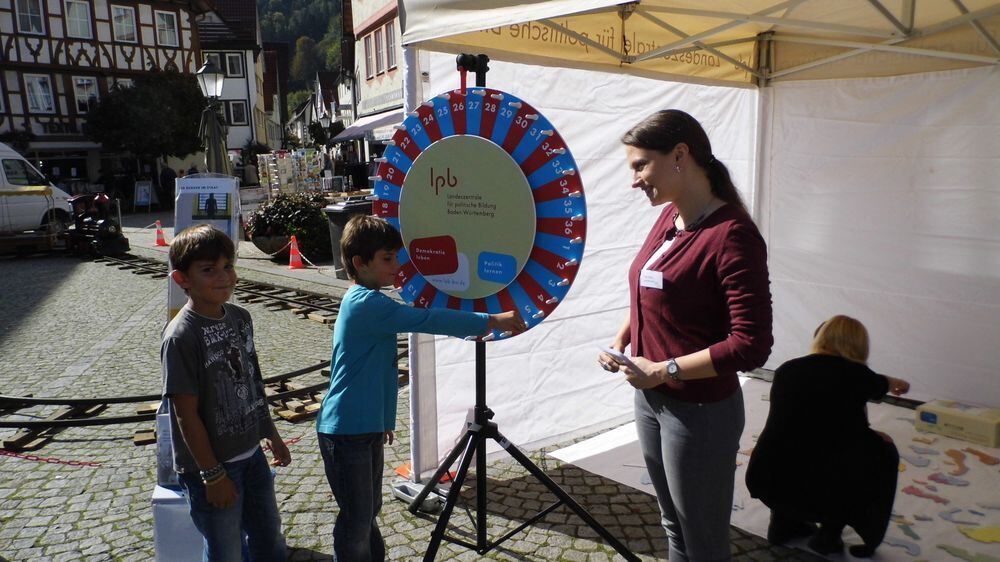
[[178, 448, 286, 562], [318, 432, 386, 562], [635, 388, 745, 562]]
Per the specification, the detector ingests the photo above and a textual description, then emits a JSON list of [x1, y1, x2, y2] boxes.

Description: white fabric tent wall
[[758, 65, 1000, 405], [408, 50, 758, 477]]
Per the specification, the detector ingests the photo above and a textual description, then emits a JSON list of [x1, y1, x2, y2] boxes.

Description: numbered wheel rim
[[373, 88, 586, 341]]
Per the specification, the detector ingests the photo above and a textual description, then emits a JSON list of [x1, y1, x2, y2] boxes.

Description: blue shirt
[[316, 284, 489, 435]]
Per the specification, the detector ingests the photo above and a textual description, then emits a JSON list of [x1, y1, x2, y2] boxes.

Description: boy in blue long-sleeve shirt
[[316, 215, 525, 561]]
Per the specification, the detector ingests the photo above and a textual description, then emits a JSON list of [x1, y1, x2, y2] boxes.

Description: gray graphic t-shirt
[[161, 303, 271, 473]]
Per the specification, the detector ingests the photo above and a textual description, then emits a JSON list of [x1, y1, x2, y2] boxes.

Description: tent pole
[[407, 54, 639, 562]]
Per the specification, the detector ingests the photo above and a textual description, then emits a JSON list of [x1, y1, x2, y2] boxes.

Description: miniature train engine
[[66, 193, 130, 256]]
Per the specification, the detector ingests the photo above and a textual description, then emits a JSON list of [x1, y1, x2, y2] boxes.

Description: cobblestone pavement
[[0, 233, 824, 561]]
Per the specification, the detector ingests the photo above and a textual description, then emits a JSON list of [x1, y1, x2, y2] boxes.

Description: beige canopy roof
[[399, 0, 1000, 86]]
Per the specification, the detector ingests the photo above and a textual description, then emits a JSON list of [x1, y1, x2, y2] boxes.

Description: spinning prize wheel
[[373, 87, 586, 341]]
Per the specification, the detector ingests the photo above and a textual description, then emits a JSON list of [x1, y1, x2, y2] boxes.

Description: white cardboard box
[[915, 399, 1000, 447], [151, 485, 202, 561]]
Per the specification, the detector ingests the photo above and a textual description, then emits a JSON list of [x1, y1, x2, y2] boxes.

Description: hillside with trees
[[257, 0, 342, 107]]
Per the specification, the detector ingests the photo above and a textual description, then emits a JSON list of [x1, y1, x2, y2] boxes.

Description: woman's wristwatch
[[665, 358, 681, 383]]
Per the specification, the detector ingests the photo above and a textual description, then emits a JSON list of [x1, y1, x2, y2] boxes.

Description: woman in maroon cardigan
[[598, 110, 773, 561]]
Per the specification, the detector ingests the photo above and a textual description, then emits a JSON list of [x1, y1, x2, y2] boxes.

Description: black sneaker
[[849, 544, 876, 558], [807, 528, 844, 554], [766, 514, 816, 545]]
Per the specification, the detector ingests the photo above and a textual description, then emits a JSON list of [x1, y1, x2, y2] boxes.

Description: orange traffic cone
[[288, 235, 305, 269], [154, 220, 169, 247]]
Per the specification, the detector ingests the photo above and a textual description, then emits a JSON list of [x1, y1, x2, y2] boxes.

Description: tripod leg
[[408, 428, 474, 514], [496, 431, 640, 562], [424, 429, 481, 562]]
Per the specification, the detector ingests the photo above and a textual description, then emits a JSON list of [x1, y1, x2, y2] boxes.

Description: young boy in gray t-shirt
[[161, 224, 290, 560]]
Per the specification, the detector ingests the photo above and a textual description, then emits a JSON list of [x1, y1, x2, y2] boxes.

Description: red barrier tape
[[0, 448, 102, 467]]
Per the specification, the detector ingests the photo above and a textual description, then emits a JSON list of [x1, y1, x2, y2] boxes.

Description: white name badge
[[640, 269, 663, 290]]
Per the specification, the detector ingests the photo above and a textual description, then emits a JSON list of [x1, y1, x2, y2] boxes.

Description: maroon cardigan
[[629, 203, 773, 403]]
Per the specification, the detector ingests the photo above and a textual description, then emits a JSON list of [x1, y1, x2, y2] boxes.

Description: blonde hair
[[811, 315, 869, 363]]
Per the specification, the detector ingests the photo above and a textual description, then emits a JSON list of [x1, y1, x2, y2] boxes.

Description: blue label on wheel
[[477, 252, 517, 285]]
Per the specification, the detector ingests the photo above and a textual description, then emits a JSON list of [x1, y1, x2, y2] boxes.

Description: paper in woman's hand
[[597, 345, 642, 373]]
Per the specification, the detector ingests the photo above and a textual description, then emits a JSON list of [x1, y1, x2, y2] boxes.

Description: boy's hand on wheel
[[488, 311, 528, 335]]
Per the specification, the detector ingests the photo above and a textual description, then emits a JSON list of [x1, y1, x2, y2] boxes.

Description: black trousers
[[771, 438, 899, 548]]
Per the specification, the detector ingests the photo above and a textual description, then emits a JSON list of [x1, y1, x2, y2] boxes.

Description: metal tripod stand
[[408, 342, 639, 561]]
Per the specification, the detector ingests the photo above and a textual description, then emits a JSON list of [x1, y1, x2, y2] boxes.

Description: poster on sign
[[167, 176, 240, 319], [374, 87, 587, 341]]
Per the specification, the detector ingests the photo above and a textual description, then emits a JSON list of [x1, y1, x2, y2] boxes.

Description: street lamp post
[[196, 59, 225, 100], [195, 59, 231, 175]]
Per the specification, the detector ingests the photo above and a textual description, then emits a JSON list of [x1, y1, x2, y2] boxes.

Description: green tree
[[290, 36, 320, 89], [307, 121, 328, 147], [286, 89, 311, 120], [84, 69, 205, 160]]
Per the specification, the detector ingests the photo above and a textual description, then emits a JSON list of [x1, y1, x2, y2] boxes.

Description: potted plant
[[245, 192, 332, 262]]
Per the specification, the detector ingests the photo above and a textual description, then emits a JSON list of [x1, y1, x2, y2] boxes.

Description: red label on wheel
[[415, 283, 438, 309], [378, 163, 406, 187], [519, 132, 570, 177], [416, 105, 443, 143], [374, 199, 399, 218], [396, 261, 419, 289], [496, 288, 517, 315], [449, 92, 467, 135], [502, 103, 536, 153], [514, 272, 557, 314], [530, 246, 580, 280], [537, 217, 585, 239], [532, 175, 583, 204], [408, 235, 459, 276], [392, 129, 421, 162]]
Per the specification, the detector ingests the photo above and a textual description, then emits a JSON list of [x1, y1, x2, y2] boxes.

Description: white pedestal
[[151, 485, 203, 561]]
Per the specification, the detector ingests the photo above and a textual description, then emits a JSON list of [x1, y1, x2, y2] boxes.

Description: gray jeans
[[635, 387, 745, 562]]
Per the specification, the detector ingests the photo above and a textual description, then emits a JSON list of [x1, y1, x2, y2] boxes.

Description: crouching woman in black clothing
[[746, 315, 911, 558]]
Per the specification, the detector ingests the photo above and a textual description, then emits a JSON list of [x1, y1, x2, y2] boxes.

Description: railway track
[[1, 253, 411, 452], [94, 253, 344, 322]]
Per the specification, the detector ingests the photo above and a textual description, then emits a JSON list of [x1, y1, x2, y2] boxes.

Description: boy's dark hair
[[169, 224, 236, 272], [341, 215, 402, 280]]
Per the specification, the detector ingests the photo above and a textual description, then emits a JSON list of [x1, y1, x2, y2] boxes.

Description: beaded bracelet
[[203, 471, 227, 486], [200, 463, 225, 485]]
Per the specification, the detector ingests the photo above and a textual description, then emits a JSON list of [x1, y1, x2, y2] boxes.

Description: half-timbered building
[[0, 0, 210, 184]]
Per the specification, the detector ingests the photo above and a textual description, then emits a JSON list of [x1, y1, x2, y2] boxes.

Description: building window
[[374, 29, 384, 74], [205, 53, 222, 71], [111, 5, 136, 43], [155, 11, 178, 47], [364, 35, 373, 79], [64, 0, 92, 39], [25, 75, 55, 114], [73, 77, 98, 113], [227, 101, 248, 125], [226, 53, 244, 77], [114, 77, 134, 89], [385, 22, 396, 70], [16, 0, 45, 34]]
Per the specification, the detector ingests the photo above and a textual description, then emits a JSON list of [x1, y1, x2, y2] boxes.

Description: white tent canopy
[[396, 1, 1000, 478], [400, 0, 1000, 86]]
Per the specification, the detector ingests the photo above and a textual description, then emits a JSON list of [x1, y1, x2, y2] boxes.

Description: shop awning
[[331, 111, 403, 142]]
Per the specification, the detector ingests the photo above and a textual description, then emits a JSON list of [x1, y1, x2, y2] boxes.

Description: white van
[[0, 142, 73, 235]]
